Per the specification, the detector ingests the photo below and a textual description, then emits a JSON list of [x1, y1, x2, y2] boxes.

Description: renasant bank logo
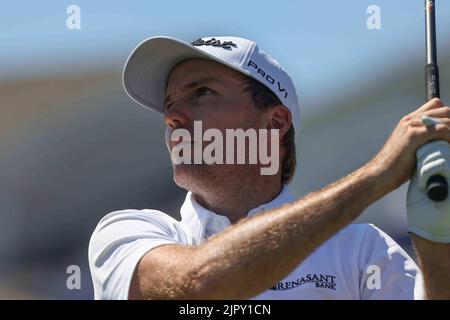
[[167, 121, 280, 176], [270, 274, 337, 291]]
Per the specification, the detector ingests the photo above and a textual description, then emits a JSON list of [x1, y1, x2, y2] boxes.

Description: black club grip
[[425, 63, 440, 101]]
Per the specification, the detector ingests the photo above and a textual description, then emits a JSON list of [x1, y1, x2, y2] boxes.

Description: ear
[[267, 105, 292, 140]]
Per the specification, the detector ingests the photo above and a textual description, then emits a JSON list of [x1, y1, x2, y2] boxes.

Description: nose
[[163, 103, 190, 129]]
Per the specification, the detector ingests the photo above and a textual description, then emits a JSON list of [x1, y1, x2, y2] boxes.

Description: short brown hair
[[241, 76, 297, 184]]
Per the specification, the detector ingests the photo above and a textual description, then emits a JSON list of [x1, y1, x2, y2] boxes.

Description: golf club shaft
[[426, 0, 440, 100], [424, 0, 447, 202]]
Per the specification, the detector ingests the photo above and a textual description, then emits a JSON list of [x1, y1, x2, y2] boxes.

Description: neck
[[194, 179, 283, 224]]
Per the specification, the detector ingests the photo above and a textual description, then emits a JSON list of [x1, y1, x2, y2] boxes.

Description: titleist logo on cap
[[191, 38, 237, 49]]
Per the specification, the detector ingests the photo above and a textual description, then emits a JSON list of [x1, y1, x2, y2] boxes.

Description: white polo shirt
[[88, 186, 423, 300]]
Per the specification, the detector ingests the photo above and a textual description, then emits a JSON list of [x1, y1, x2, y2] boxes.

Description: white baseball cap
[[123, 36, 300, 134]]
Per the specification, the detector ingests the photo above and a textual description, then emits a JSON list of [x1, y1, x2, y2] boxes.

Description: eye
[[196, 87, 214, 97]]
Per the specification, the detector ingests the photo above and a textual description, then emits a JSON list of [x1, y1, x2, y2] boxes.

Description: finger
[[409, 117, 450, 128], [419, 106, 450, 119], [421, 115, 443, 126], [414, 98, 444, 113], [433, 124, 450, 143], [413, 122, 450, 145]]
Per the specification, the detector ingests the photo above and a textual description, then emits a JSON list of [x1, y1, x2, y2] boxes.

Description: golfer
[[88, 36, 450, 300]]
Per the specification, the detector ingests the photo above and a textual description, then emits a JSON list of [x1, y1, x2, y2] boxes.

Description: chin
[[172, 163, 210, 191]]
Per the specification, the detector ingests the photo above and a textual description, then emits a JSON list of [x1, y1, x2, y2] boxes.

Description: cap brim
[[123, 36, 250, 114]]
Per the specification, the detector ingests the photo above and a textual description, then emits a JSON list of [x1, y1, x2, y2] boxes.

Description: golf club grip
[[425, 63, 440, 101], [424, 63, 446, 201]]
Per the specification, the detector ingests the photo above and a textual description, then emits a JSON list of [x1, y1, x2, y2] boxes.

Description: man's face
[[163, 58, 270, 191]]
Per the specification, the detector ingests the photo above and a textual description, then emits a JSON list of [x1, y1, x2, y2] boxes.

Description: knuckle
[[401, 114, 412, 122], [443, 106, 450, 115], [432, 98, 444, 107], [436, 124, 450, 133], [403, 117, 419, 129]]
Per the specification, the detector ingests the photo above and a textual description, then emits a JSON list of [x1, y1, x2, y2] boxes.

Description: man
[[88, 36, 450, 299]]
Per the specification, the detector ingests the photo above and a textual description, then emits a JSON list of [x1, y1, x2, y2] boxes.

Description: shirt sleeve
[[88, 209, 189, 300], [356, 224, 423, 300]]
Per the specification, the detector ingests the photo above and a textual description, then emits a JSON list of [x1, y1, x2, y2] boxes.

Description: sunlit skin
[[130, 61, 450, 299], [163, 58, 291, 223]]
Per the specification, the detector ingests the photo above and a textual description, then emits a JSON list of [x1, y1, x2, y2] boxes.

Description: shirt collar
[[180, 185, 295, 241]]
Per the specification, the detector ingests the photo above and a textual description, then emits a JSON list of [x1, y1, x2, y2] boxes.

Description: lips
[[170, 138, 202, 150]]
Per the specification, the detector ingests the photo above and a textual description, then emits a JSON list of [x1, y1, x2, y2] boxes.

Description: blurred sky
[[1, 0, 450, 114]]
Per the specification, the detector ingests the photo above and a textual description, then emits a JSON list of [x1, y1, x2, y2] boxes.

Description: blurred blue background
[[1, 0, 449, 299]]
